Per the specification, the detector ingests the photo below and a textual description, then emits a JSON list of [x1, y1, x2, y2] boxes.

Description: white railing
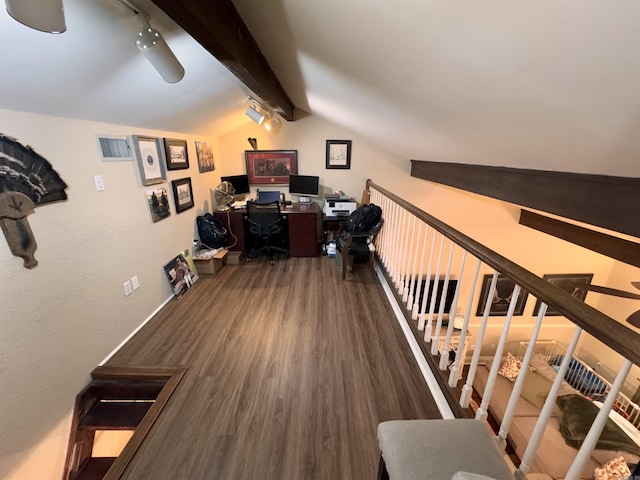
[[368, 181, 640, 480]]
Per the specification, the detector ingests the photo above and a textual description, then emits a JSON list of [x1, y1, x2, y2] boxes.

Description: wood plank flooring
[[106, 255, 441, 479]]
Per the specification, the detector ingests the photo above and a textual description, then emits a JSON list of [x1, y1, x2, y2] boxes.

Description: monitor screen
[[415, 279, 458, 314], [220, 174, 250, 195], [288, 174, 319, 196], [257, 190, 281, 204]]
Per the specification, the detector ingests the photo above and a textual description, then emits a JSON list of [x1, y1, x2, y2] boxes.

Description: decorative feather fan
[[0, 134, 68, 268], [0, 134, 68, 204]]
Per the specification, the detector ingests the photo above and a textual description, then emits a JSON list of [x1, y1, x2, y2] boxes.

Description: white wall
[[0, 109, 220, 479]]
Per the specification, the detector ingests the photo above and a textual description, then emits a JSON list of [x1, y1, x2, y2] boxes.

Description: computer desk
[[214, 202, 323, 257]]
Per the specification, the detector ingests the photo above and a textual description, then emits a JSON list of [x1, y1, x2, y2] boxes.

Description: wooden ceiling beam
[[411, 160, 640, 239], [150, 0, 295, 120]]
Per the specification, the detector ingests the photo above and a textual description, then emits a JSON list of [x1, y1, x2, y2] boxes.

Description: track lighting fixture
[[245, 104, 266, 125], [5, 0, 66, 33], [245, 97, 281, 132], [264, 116, 281, 132]]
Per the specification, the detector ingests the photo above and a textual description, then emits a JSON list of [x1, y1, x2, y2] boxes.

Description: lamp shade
[[246, 105, 265, 125], [6, 0, 66, 33], [136, 27, 185, 84]]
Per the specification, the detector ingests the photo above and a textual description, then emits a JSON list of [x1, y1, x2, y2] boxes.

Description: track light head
[[264, 116, 281, 132], [245, 105, 266, 125], [5, 0, 66, 33], [136, 21, 185, 84]]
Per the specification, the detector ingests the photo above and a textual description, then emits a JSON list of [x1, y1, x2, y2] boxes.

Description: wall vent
[[97, 135, 132, 161]]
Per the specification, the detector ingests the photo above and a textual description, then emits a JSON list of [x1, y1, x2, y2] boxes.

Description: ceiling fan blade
[[626, 310, 640, 328], [572, 283, 640, 300]]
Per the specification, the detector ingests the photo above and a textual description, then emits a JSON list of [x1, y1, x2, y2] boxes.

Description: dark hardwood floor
[[106, 255, 441, 479]]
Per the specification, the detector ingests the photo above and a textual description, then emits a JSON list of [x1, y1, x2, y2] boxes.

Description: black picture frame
[[532, 273, 594, 316], [171, 177, 194, 214], [326, 140, 352, 169], [164, 138, 189, 170], [476, 274, 529, 316]]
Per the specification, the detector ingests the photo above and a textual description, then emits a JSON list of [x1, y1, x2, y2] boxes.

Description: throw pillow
[[593, 455, 630, 480], [520, 369, 553, 409], [497, 352, 521, 382]]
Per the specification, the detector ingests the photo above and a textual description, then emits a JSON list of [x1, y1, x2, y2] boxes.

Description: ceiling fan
[[571, 281, 640, 328]]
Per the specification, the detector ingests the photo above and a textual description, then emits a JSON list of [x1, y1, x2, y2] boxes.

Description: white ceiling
[[2, 0, 640, 177]]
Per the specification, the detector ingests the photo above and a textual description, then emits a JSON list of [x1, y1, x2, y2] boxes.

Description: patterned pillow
[[497, 352, 521, 382], [593, 455, 630, 480]]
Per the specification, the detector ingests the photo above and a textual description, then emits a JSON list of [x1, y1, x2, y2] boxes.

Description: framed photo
[[326, 140, 352, 169], [533, 273, 594, 316], [132, 135, 166, 185], [195, 141, 215, 173], [164, 254, 198, 298], [171, 177, 194, 214], [163, 138, 189, 170], [476, 274, 529, 316], [146, 187, 171, 223], [245, 150, 298, 185]]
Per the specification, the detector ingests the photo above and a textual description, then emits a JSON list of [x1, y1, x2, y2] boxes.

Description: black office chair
[[244, 200, 289, 265], [335, 218, 384, 280]]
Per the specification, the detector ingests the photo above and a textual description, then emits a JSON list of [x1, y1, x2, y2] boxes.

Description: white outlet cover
[[131, 275, 140, 290], [123, 280, 133, 296], [94, 175, 105, 191]]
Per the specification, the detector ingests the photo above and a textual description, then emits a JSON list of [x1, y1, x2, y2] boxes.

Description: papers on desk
[[231, 200, 247, 209]]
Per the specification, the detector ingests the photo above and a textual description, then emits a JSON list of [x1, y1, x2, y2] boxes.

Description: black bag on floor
[[197, 213, 228, 249], [345, 204, 382, 233]]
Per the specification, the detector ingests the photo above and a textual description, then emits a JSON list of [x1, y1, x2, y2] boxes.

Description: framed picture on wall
[[195, 141, 215, 173], [532, 273, 594, 316], [171, 177, 194, 213], [476, 273, 529, 316], [163, 138, 189, 170], [146, 187, 171, 223], [326, 140, 352, 169], [132, 135, 166, 185], [245, 150, 298, 185]]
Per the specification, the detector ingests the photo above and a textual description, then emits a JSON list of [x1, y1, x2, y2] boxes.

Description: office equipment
[[214, 203, 322, 257], [245, 201, 289, 265], [257, 190, 281, 204], [289, 174, 319, 203], [220, 174, 251, 196], [323, 193, 357, 219]]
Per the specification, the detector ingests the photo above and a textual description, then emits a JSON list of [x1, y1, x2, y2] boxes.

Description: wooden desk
[[214, 203, 322, 257]]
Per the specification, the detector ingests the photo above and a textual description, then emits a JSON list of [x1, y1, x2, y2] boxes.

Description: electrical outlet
[[123, 280, 133, 296], [93, 174, 105, 191], [131, 275, 140, 291]]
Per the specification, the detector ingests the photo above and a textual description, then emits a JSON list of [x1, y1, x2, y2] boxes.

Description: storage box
[[226, 251, 243, 264], [193, 249, 228, 275]]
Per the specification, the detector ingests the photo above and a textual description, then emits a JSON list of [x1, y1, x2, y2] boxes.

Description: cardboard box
[[193, 249, 228, 275], [226, 251, 243, 264]]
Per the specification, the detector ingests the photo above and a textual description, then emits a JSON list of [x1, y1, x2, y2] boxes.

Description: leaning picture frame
[[245, 150, 298, 185], [131, 135, 166, 185], [476, 273, 529, 316], [532, 273, 594, 316], [163, 138, 189, 170], [326, 140, 352, 169], [171, 177, 194, 214]]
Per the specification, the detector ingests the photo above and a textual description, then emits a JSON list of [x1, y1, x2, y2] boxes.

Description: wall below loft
[[0, 109, 220, 479]]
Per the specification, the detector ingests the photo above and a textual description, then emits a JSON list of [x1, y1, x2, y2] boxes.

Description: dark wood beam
[[150, 0, 295, 120], [519, 209, 640, 268], [411, 160, 640, 239]]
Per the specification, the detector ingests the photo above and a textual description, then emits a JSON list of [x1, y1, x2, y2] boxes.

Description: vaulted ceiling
[[2, 1, 640, 179]]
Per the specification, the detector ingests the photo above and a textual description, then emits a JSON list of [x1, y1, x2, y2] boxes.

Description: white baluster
[[440, 250, 466, 371], [417, 229, 436, 330], [430, 239, 455, 354], [402, 214, 417, 302], [412, 223, 429, 321], [405, 219, 422, 310]]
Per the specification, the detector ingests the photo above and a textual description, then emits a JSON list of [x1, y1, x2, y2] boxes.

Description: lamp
[[5, 0, 66, 33], [264, 116, 280, 132], [136, 16, 185, 84], [245, 100, 266, 125]]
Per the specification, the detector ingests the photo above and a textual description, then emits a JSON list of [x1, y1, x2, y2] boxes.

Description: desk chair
[[245, 200, 289, 265], [335, 218, 384, 280]]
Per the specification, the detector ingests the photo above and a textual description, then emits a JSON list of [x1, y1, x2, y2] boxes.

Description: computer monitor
[[288, 174, 319, 203], [220, 174, 250, 195], [257, 190, 281, 204]]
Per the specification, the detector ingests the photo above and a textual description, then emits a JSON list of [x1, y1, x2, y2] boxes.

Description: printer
[[323, 193, 357, 219]]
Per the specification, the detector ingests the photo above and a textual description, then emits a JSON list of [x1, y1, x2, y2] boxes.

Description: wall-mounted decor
[[476, 273, 529, 316], [96, 135, 132, 162], [132, 135, 166, 185], [171, 177, 194, 213], [146, 187, 171, 223], [245, 150, 297, 185], [163, 138, 189, 170], [164, 254, 198, 298], [532, 273, 594, 316], [326, 140, 352, 169], [0, 134, 68, 268], [195, 141, 215, 173]]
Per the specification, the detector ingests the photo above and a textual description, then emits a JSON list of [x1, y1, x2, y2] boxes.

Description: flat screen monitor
[[257, 190, 281, 204], [288, 174, 319, 196], [221, 174, 250, 195], [415, 279, 458, 314]]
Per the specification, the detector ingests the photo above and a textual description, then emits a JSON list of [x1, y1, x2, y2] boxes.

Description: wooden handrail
[[366, 179, 640, 366]]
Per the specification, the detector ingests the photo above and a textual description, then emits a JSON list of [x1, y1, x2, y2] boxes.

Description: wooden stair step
[[79, 401, 153, 430]]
